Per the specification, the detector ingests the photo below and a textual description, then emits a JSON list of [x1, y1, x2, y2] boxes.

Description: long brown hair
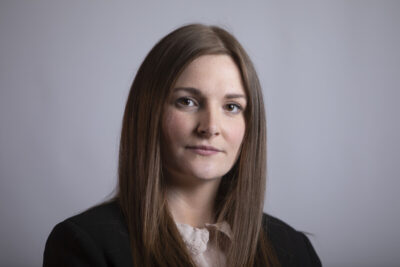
[[117, 23, 279, 266]]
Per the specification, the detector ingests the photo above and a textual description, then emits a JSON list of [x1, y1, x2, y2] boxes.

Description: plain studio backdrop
[[1, 1, 399, 266]]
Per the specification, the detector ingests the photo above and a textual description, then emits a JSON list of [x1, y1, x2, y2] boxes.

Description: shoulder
[[53, 199, 129, 246], [261, 213, 322, 267], [43, 200, 132, 267], [62, 199, 127, 232]]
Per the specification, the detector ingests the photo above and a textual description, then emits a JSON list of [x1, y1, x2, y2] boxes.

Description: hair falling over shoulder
[[116, 23, 280, 267]]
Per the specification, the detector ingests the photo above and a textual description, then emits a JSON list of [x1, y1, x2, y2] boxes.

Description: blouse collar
[[175, 221, 233, 255]]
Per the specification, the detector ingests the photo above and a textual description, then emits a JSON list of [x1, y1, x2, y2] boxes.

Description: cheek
[[162, 110, 192, 144], [228, 119, 246, 149]]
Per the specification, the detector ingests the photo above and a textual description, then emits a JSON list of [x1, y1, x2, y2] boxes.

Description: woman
[[43, 24, 321, 267]]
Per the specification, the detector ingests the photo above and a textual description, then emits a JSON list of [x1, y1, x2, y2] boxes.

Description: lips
[[186, 145, 222, 156]]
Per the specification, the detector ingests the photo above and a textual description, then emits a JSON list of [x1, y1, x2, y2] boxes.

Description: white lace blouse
[[175, 221, 233, 267]]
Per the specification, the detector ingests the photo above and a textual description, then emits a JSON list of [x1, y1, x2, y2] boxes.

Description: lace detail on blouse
[[175, 221, 232, 267]]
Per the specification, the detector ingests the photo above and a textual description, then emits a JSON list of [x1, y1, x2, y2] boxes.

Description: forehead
[[173, 54, 246, 97]]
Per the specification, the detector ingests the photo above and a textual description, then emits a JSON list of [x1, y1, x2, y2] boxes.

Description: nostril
[[197, 125, 219, 137]]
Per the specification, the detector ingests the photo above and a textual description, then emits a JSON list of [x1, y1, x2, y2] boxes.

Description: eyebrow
[[173, 87, 247, 100]]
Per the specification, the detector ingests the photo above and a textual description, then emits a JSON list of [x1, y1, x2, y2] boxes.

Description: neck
[[166, 176, 222, 228]]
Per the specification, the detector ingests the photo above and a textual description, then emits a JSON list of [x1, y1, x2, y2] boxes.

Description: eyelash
[[176, 97, 243, 114], [225, 103, 243, 113], [176, 97, 197, 107]]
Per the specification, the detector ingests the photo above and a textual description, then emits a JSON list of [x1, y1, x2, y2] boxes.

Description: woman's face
[[161, 54, 247, 184]]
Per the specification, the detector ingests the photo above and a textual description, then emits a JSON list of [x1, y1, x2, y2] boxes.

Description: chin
[[187, 166, 228, 181], [191, 173, 223, 181]]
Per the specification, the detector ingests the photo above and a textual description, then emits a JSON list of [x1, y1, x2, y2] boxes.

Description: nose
[[196, 105, 220, 138]]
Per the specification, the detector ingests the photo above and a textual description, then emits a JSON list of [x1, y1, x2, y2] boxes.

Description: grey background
[[1, 1, 399, 266]]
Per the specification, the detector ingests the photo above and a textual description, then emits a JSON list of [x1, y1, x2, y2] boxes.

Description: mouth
[[186, 145, 222, 156]]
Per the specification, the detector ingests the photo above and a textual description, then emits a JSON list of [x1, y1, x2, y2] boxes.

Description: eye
[[225, 103, 243, 114], [176, 97, 196, 107]]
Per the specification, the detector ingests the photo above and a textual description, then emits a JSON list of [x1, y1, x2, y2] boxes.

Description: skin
[[161, 54, 247, 227]]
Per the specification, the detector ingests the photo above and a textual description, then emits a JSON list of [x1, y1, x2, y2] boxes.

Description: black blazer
[[43, 201, 321, 266]]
